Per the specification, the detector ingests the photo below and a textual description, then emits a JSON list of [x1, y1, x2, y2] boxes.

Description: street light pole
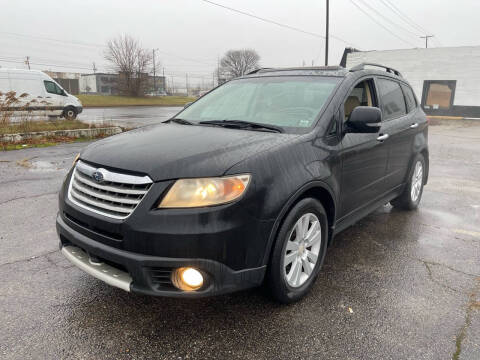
[[325, 0, 329, 66]]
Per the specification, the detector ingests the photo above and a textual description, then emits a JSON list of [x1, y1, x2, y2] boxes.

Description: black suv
[[57, 63, 428, 303]]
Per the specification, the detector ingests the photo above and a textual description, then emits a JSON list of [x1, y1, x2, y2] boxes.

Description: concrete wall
[[346, 46, 480, 107]]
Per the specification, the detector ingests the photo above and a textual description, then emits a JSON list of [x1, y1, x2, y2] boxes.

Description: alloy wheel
[[283, 213, 322, 288], [411, 161, 423, 202]]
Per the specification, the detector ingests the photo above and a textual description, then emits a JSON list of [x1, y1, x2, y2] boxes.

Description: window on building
[[101, 86, 110, 93], [422, 80, 456, 110], [377, 78, 406, 120]]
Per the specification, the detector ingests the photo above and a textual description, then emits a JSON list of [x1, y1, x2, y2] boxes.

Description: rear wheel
[[391, 154, 426, 210], [63, 107, 77, 120], [267, 198, 328, 303]]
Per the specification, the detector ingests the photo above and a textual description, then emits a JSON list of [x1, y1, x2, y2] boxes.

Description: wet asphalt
[[78, 106, 181, 128], [0, 120, 479, 360]]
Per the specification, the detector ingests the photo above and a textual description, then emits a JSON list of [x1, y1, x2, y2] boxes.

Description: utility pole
[[420, 35, 434, 48], [152, 48, 158, 93], [92, 62, 97, 74], [25, 56, 30, 70], [325, 0, 329, 66], [162, 67, 165, 92]]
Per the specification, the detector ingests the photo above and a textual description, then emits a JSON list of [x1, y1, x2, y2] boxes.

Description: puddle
[[30, 160, 62, 172]]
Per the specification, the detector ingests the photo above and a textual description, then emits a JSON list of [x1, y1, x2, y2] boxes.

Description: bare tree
[[104, 35, 152, 96], [219, 49, 260, 81]]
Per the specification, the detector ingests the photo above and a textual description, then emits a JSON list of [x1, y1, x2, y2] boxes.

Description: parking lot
[[1, 120, 479, 359]]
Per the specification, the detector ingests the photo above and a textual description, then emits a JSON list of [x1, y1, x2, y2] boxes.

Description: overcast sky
[[0, 0, 478, 88]]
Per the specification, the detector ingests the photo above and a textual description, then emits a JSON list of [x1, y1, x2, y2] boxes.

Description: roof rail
[[350, 63, 402, 77], [246, 66, 345, 75], [246, 68, 273, 75]]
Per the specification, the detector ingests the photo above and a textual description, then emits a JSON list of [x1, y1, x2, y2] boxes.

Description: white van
[[0, 68, 82, 120]]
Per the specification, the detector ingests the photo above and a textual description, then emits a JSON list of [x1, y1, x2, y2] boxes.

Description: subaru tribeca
[[57, 64, 428, 303]]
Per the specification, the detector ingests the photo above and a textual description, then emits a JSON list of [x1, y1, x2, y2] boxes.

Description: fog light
[[172, 267, 204, 291]]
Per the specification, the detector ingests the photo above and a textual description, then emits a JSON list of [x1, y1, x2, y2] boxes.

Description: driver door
[[338, 78, 389, 219]]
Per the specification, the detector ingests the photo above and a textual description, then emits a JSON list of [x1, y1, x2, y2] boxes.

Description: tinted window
[[377, 79, 406, 120], [401, 84, 417, 112]]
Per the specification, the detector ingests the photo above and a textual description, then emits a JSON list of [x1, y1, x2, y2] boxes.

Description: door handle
[[410, 123, 419, 129], [377, 134, 389, 142]]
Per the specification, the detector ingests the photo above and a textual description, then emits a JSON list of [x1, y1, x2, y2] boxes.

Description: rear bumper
[[57, 213, 266, 297]]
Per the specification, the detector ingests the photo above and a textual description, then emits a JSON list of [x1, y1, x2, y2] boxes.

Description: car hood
[[80, 123, 298, 181]]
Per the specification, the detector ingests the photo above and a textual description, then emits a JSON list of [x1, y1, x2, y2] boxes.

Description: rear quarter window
[[377, 78, 406, 120], [401, 84, 417, 113]]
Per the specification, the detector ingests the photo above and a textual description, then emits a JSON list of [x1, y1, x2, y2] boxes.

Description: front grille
[[68, 160, 152, 219]]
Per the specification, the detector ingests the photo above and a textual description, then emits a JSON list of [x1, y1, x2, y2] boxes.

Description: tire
[[391, 154, 426, 210], [267, 198, 328, 303], [63, 107, 77, 120]]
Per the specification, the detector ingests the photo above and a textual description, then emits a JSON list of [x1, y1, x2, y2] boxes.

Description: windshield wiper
[[163, 118, 193, 125], [198, 120, 284, 133]]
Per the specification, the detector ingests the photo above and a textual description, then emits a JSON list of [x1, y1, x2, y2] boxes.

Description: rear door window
[[377, 78, 406, 120], [401, 84, 417, 113]]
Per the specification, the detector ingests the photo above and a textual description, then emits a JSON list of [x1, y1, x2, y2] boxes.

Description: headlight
[[158, 174, 251, 208]]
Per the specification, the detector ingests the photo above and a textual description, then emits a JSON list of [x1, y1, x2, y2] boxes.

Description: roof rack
[[350, 63, 402, 77]]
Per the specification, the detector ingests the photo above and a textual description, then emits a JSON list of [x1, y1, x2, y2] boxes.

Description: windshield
[[176, 76, 340, 133]]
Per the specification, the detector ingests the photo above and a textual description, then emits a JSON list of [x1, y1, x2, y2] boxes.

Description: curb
[[1, 126, 123, 143]]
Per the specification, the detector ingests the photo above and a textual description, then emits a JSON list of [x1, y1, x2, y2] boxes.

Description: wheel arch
[[262, 181, 337, 266]]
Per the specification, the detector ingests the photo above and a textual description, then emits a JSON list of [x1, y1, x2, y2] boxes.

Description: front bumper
[[76, 106, 83, 114], [57, 214, 266, 297]]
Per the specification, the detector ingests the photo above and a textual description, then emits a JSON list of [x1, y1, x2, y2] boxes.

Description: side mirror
[[346, 106, 382, 133], [184, 102, 193, 109]]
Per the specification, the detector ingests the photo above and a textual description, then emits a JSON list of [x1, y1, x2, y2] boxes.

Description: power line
[[0, 57, 213, 80], [0, 31, 217, 66], [198, 0, 355, 46], [348, 0, 417, 47], [378, 0, 429, 35], [357, 0, 421, 38], [0, 58, 95, 71]]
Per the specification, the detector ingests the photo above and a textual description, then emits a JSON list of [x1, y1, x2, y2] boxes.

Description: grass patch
[[1, 135, 106, 151], [77, 95, 196, 107], [0, 119, 99, 135]]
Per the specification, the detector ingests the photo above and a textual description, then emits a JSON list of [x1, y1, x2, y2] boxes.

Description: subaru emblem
[[92, 170, 104, 183]]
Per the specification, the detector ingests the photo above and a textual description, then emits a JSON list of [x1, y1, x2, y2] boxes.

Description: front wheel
[[63, 107, 77, 120], [391, 154, 426, 210], [267, 198, 328, 303]]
